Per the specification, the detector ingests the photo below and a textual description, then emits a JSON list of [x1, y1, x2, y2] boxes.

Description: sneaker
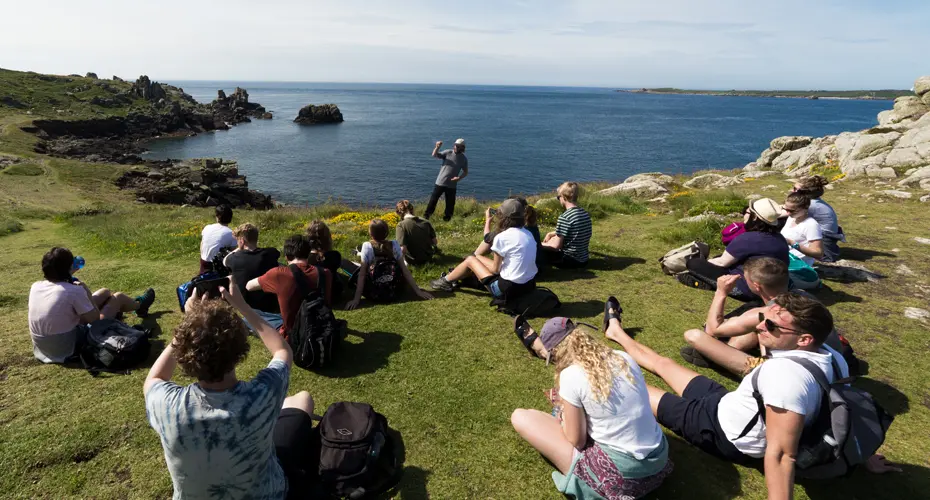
[[135, 288, 156, 317], [679, 345, 711, 368], [430, 277, 455, 292], [675, 272, 715, 291]]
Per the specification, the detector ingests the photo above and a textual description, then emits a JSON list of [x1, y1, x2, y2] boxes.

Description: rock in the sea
[[211, 87, 267, 126], [597, 180, 667, 197], [261, 112, 273, 119], [683, 173, 741, 189], [294, 104, 344, 125]]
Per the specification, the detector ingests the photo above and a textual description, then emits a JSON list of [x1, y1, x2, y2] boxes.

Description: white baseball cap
[[454, 138, 466, 146]]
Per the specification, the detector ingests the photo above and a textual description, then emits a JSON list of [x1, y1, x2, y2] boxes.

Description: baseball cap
[[454, 138, 466, 146], [749, 198, 782, 226], [540, 317, 576, 365], [498, 198, 525, 221]]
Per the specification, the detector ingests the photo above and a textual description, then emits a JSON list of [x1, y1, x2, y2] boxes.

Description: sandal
[[676, 272, 716, 291], [679, 345, 711, 368], [603, 296, 623, 332], [514, 314, 540, 358]]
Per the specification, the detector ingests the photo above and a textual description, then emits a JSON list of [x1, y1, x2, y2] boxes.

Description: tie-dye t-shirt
[[145, 359, 290, 499]]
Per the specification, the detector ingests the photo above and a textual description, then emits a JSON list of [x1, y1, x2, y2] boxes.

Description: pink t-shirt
[[28, 280, 95, 363]]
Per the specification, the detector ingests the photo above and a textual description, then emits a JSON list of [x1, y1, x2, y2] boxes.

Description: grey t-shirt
[[434, 149, 468, 188]]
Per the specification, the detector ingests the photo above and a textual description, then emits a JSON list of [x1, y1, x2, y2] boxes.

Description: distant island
[[617, 88, 911, 100]]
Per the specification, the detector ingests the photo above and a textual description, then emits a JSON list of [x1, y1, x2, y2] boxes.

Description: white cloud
[[0, 0, 927, 88]]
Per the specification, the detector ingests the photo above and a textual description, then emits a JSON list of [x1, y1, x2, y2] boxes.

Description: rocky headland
[[294, 104, 343, 125]]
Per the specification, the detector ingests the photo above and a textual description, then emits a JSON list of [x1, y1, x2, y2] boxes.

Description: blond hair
[[552, 328, 634, 402], [395, 200, 415, 217], [232, 223, 258, 244], [557, 182, 580, 203]]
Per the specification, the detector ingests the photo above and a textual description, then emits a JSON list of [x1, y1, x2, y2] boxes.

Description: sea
[[143, 82, 891, 206]]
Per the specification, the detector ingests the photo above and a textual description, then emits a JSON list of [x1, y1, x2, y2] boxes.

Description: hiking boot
[[135, 288, 156, 318], [430, 276, 455, 292], [679, 345, 711, 368]]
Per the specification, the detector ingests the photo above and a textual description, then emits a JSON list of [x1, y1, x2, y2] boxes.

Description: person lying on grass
[[601, 293, 847, 499], [28, 246, 155, 364], [346, 219, 433, 310], [144, 277, 316, 499], [679, 256, 855, 376], [511, 318, 673, 499], [430, 199, 538, 301]]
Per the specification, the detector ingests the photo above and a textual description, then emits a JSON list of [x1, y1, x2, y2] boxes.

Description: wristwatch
[[791, 242, 800, 250]]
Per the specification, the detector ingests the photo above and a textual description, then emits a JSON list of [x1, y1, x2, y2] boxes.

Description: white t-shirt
[[490, 227, 538, 284], [781, 216, 823, 265], [200, 223, 237, 262], [28, 280, 96, 363], [717, 348, 849, 458], [558, 351, 665, 459], [360, 240, 403, 264]]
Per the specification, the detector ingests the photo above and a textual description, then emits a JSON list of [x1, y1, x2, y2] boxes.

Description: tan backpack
[[659, 241, 709, 275]]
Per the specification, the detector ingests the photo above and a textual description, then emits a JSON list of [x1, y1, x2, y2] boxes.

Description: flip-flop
[[514, 314, 540, 358], [679, 345, 711, 368], [603, 296, 623, 332]]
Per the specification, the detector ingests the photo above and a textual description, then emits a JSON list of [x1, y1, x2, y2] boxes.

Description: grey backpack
[[659, 241, 709, 275], [738, 357, 893, 478]]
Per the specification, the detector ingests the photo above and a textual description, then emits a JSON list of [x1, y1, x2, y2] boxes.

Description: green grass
[[669, 190, 748, 217]]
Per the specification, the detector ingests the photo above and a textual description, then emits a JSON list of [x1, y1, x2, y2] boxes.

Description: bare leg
[[520, 324, 549, 359], [511, 409, 576, 474], [605, 315, 701, 396], [282, 391, 314, 415], [684, 329, 754, 377], [646, 385, 670, 416], [99, 292, 139, 319], [446, 255, 494, 282], [91, 288, 112, 309], [726, 333, 760, 352]]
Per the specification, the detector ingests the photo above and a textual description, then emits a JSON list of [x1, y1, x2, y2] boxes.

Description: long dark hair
[[745, 213, 779, 234], [795, 175, 829, 199], [369, 219, 394, 257]]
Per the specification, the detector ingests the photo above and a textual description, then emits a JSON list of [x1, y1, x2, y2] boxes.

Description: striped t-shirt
[[555, 206, 592, 262]]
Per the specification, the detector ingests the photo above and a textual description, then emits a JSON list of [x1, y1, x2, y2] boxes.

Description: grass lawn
[[1, 111, 929, 498]]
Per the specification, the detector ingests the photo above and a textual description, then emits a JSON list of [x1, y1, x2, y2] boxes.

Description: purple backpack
[[721, 222, 746, 246]]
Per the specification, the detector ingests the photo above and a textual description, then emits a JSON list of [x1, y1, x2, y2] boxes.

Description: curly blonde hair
[[173, 300, 250, 382], [552, 328, 634, 402]]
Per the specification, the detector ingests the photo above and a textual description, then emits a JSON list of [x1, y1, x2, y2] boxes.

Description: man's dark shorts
[[656, 376, 754, 465], [274, 408, 318, 498]]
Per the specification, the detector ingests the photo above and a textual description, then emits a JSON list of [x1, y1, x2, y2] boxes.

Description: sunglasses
[[784, 207, 800, 214], [758, 312, 803, 334]]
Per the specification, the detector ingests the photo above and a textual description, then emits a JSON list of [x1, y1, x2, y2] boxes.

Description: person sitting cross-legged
[[28, 247, 155, 364], [430, 199, 538, 301], [602, 293, 848, 498], [199, 204, 237, 274], [511, 318, 673, 499], [394, 200, 438, 265], [224, 223, 282, 318], [144, 278, 316, 498], [541, 182, 592, 269]]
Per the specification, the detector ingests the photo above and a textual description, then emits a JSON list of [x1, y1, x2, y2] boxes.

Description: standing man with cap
[[425, 138, 469, 221]]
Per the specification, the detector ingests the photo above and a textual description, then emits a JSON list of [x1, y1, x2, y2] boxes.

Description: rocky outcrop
[[131, 75, 167, 102], [211, 88, 267, 125], [294, 104, 344, 125], [683, 173, 742, 189], [85, 72, 98, 79], [116, 158, 272, 209], [597, 173, 672, 197], [747, 76, 930, 180]]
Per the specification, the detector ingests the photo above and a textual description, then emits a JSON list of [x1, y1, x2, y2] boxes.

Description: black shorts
[[656, 376, 753, 465], [274, 408, 318, 498], [484, 275, 535, 299], [542, 247, 588, 269]]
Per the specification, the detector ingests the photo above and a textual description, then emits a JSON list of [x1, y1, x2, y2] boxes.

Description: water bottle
[[369, 432, 385, 459], [72, 256, 86, 272]]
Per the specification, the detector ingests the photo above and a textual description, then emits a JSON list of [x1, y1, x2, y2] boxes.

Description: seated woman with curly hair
[[144, 277, 315, 498], [511, 317, 673, 499]]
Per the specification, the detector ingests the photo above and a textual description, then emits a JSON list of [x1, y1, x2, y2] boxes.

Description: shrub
[[669, 190, 747, 217], [656, 218, 727, 252], [2, 163, 43, 176], [0, 218, 24, 237]]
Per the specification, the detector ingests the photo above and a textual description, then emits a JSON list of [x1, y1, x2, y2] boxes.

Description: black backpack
[[364, 258, 400, 302], [318, 402, 402, 498], [287, 264, 341, 370], [79, 319, 152, 375], [737, 356, 893, 478], [493, 286, 562, 318]]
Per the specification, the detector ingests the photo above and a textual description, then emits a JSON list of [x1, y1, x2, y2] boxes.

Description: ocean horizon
[[144, 81, 891, 206]]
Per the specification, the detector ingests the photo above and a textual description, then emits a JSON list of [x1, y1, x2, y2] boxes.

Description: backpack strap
[[736, 365, 767, 439], [289, 263, 325, 298]]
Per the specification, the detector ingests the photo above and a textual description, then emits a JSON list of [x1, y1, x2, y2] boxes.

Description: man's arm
[[763, 406, 804, 500], [705, 275, 741, 336], [144, 343, 178, 395], [222, 277, 292, 366], [246, 277, 263, 292], [451, 165, 468, 182], [431, 141, 443, 159], [542, 234, 564, 250]]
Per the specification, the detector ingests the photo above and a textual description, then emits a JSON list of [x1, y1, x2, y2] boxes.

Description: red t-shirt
[[258, 263, 332, 333]]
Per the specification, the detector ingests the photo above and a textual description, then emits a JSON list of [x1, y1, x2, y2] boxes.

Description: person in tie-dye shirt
[[144, 277, 316, 499]]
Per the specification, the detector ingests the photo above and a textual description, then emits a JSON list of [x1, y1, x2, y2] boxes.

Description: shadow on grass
[[800, 463, 930, 499], [538, 254, 648, 283], [814, 284, 863, 306], [839, 247, 896, 262], [313, 329, 403, 378], [854, 377, 910, 416], [558, 299, 607, 319], [383, 427, 432, 499], [648, 436, 743, 499]]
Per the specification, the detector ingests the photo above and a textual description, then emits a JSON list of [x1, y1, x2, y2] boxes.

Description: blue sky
[[2, 0, 928, 89]]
